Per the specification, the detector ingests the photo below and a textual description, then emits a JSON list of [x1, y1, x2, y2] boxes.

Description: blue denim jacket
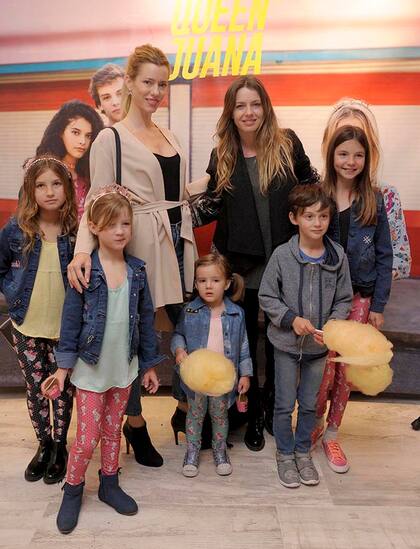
[[328, 192, 393, 313], [0, 217, 74, 324], [55, 250, 164, 373], [171, 296, 253, 406]]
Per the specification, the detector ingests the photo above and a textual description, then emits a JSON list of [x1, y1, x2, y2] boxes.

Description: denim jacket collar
[[186, 295, 240, 315], [90, 249, 145, 276]]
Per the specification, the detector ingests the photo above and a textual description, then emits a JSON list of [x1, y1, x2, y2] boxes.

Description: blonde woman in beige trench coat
[[67, 44, 206, 468]]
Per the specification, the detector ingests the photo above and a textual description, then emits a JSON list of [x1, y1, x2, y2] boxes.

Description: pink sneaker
[[322, 439, 350, 473], [311, 424, 324, 449]]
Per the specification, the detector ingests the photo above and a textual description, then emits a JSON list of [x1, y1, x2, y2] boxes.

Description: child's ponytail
[[229, 273, 245, 302]]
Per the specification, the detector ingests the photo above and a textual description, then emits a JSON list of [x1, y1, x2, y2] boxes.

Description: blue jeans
[[273, 348, 326, 455]]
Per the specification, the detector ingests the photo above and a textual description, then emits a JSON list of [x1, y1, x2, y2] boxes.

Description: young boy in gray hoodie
[[259, 185, 353, 488]]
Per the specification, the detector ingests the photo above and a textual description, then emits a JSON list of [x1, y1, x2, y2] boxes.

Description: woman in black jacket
[[192, 76, 319, 451]]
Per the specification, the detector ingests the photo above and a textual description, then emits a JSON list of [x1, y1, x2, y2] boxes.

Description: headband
[[25, 156, 72, 179], [89, 184, 133, 216]]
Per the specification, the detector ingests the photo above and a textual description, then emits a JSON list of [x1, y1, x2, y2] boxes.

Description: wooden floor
[[1, 393, 420, 549]]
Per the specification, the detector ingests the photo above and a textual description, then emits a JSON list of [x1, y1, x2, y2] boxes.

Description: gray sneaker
[[295, 452, 319, 486], [212, 441, 232, 476], [183, 442, 200, 477], [276, 452, 300, 488]]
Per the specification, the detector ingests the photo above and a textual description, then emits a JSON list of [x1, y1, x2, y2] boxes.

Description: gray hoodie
[[258, 234, 353, 356]]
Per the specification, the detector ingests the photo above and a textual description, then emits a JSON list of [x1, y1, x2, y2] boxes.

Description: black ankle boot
[[244, 415, 265, 452], [123, 420, 163, 467], [171, 407, 186, 445], [24, 439, 52, 482], [44, 441, 68, 484]]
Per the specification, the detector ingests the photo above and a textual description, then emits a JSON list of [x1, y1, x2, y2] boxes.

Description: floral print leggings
[[315, 294, 371, 429], [66, 386, 131, 486], [187, 393, 229, 447], [12, 326, 73, 443]]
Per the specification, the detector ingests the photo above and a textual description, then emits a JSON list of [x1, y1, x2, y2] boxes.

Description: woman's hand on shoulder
[[142, 368, 159, 394], [67, 253, 91, 293]]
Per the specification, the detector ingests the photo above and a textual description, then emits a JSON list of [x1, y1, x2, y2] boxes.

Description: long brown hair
[[194, 253, 244, 302], [17, 156, 78, 255], [215, 76, 295, 195], [323, 125, 378, 226], [122, 44, 170, 117]]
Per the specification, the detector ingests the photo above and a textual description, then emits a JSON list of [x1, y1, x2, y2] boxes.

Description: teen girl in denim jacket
[[171, 253, 252, 478], [313, 125, 393, 474], [0, 156, 77, 485], [42, 188, 163, 535]]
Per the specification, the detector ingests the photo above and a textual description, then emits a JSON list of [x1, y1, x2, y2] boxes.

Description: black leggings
[[12, 326, 74, 443]]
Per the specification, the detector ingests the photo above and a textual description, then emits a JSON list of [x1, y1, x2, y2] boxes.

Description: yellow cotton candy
[[180, 349, 236, 397], [345, 363, 393, 396], [323, 319, 393, 366]]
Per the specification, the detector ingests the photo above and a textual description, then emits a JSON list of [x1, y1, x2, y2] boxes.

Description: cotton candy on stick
[[322, 319, 394, 395], [180, 349, 236, 397]]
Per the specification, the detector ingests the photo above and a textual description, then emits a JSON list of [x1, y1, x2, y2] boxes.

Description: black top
[[338, 206, 351, 251], [154, 153, 181, 224], [194, 129, 319, 276]]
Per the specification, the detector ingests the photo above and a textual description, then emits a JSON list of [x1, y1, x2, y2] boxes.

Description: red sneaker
[[322, 439, 350, 473]]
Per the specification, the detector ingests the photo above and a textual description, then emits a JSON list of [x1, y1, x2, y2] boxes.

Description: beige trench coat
[[74, 122, 198, 310]]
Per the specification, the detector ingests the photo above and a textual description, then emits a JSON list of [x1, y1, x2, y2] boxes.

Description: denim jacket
[[55, 250, 164, 373], [328, 192, 393, 313], [0, 217, 74, 324], [171, 296, 253, 406]]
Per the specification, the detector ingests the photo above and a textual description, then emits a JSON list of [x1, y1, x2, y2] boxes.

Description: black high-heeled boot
[[411, 416, 420, 430], [25, 438, 52, 482], [123, 420, 163, 467], [44, 441, 68, 484], [171, 407, 186, 445]]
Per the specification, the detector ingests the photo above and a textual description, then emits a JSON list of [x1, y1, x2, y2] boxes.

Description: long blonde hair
[[215, 76, 295, 195], [17, 156, 78, 255], [322, 97, 381, 183], [122, 44, 170, 117]]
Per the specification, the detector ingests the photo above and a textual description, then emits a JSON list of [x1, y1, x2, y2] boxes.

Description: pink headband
[[89, 184, 133, 215]]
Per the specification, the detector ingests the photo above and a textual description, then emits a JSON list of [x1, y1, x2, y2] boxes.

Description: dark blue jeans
[[273, 348, 326, 455]]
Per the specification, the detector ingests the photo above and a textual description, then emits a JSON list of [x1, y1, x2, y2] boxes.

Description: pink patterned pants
[[315, 294, 371, 429], [66, 386, 131, 485]]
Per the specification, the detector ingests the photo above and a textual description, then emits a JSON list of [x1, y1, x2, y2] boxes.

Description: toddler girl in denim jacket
[[171, 253, 252, 477]]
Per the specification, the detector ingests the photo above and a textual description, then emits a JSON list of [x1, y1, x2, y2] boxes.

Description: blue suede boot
[[98, 470, 138, 515], [56, 481, 84, 534]]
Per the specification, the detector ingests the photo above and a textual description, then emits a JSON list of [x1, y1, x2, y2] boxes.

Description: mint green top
[[71, 278, 138, 393]]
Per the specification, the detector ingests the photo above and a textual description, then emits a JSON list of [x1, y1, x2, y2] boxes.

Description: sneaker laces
[[325, 440, 345, 460]]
